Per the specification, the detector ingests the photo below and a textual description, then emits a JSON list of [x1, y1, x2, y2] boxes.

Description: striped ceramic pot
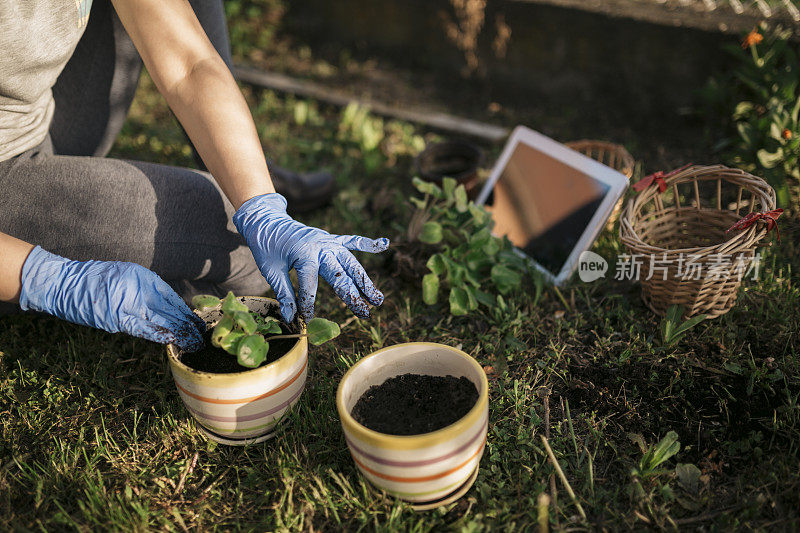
[[167, 297, 307, 446], [337, 343, 489, 507]]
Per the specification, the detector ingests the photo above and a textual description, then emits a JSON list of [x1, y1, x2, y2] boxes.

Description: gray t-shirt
[[0, 0, 93, 161]]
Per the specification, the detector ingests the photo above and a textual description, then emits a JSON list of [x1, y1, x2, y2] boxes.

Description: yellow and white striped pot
[[167, 297, 307, 446], [337, 343, 489, 506]]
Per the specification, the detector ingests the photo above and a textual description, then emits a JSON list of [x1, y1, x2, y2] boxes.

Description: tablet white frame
[[476, 125, 629, 286]]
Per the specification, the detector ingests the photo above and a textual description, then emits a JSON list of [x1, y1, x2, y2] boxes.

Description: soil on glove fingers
[[180, 310, 298, 374], [351, 374, 479, 435]]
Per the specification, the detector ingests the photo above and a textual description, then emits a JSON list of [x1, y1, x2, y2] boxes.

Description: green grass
[[3, 7, 800, 530]]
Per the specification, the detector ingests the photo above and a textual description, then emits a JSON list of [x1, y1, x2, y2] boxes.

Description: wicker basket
[[619, 164, 777, 318], [566, 140, 634, 229]]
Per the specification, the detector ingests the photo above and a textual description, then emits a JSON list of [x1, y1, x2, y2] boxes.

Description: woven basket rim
[[619, 164, 776, 255], [565, 139, 634, 177]]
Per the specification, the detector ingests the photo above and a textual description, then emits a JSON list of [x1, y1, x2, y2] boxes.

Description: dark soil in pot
[[414, 141, 484, 198], [351, 374, 479, 435], [180, 310, 298, 374]]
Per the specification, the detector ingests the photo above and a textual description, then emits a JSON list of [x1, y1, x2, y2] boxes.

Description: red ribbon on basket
[[632, 163, 693, 194], [726, 209, 784, 242]]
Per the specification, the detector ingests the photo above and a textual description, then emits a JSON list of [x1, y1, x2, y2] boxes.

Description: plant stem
[[552, 285, 571, 311], [541, 435, 588, 522], [264, 333, 306, 342], [537, 492, 550, 533], [565, 400, 580, 465]]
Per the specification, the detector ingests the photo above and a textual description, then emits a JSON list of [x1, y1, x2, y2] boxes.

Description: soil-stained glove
[[233, 193, 389, 323], [18, 246, 205, 352]]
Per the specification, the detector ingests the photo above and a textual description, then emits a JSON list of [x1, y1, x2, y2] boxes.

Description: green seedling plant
[[192, 292, 340, 368], [630, 431, 681, 483], [409, 176, 532, 317], [628, 431, 684, 526], [703, 24, 800, 206], [660, 305, 706, 348]]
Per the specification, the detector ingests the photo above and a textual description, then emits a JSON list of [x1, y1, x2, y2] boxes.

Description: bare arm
[[0, 232, 35, 302], [111, 0, 275, 209]]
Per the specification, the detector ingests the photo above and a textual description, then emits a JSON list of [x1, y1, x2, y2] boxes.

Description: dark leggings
[[0, 0, 264, 315]]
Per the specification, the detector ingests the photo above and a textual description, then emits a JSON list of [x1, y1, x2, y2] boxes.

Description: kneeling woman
[[0, 0, 387, 351]]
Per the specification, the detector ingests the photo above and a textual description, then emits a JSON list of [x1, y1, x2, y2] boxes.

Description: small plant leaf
[[649, 431, 681, 470], [422, 273, 439, 305], [446, 261, 466, 286], [496, 294, 508, 311], [211, 316, 234, 347], [449, 287, 469, 316], [491, 264, 522, 294], [442, 177, 457, 199], [463, 268, 481, 288], [757, 148, 783, 168], [733, 101, 754, 119], [219, 331, 246, 356], [306, 318, 341, 345], [233, 311, 257, 336], [412, 177, 443, 198], [497, 249, 527, 270], [469, 228, 491, 249], [469, 203, 488, 224], [483, 238, 500, 256], [409, 196, 427, 209], [191, 294, 220, 311], [661, 305, 682, 346], [464, 250, 490, 271], [464, 286, 479, 311], [675, 463, 702, 494], [661, 305, 705, 347], [237, 335, 268, 368], [671, 314, 707, 339], [426, 254, 447, 276], [221, 291, 248, 315], [473, 289, 495, 307], [454, 185, 468, 212], [532, 271, 545, 307], [257, 317, 282, 335], [418, 221, 443, 244]]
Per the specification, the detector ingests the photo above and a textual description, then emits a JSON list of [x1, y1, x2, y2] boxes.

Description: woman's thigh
[[0, 145, 263, 301]]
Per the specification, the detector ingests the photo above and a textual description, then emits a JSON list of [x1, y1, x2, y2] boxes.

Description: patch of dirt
[[562, 358, 795, 464]]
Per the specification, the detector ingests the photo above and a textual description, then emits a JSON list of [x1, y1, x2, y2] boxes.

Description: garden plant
[[706, 24, 800, 206], [409, 176, 542, 317], [190, 292, 340, 368]]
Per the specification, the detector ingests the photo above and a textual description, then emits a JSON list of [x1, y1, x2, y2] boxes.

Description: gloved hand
[[233, 193, 389, 323], [18, 246, 205, 352]]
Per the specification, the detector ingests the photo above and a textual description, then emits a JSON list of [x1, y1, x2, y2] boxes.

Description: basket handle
[[726, 209, 784, 242], [632, 163, 693, 193]]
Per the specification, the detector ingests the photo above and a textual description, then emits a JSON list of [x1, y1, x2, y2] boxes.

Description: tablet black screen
[[485, 142, 610, 274]]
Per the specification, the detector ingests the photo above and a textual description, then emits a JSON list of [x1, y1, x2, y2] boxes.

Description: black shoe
[[268, 162, 336, 214], [189, 141, 335, 214]]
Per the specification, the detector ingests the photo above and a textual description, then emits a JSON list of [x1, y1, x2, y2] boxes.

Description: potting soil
[[351, 373, 478, 435]]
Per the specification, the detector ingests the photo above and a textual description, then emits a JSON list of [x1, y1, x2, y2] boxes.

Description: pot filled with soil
[[336, 342, 488, 509], [414, 141, 484, 198], [167, 296, 308, 446]]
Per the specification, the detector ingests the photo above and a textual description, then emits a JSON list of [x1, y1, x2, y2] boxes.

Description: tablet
[[475, 126, 629, 285]]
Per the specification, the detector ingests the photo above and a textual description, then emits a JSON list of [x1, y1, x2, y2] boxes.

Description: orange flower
[[783, 129, 793, 140], [742, 29, 763, 48]]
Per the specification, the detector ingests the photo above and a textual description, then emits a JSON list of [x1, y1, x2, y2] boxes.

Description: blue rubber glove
[[18, 246, 206, 352], [233, 193, 389, 323]]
